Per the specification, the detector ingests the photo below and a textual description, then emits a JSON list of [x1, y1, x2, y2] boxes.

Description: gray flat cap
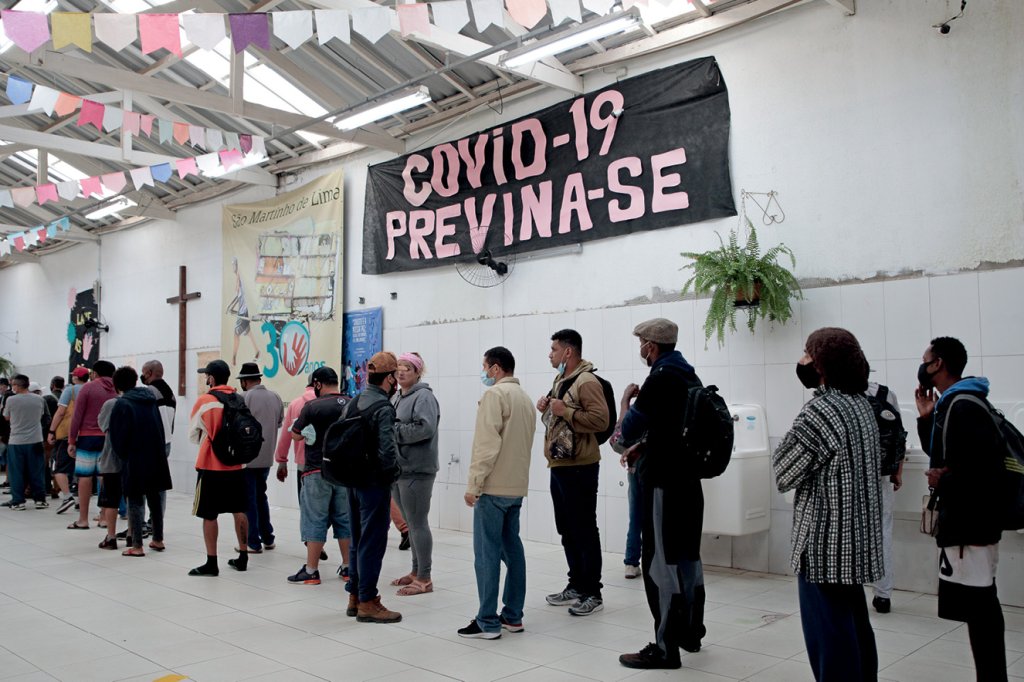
[[633, 318, 678, 345]]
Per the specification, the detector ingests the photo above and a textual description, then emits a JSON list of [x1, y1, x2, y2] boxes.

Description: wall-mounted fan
[[456, 237, 516, 288]]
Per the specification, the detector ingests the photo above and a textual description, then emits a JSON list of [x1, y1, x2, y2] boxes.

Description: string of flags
[[0, 216, 69, 256], [0, 0, 630, 56]]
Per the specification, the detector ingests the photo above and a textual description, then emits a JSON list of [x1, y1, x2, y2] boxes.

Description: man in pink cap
[[47, 366, 90, 514]]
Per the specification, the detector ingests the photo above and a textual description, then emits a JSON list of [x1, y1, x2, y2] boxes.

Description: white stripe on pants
[[872, 477, 894, 599]]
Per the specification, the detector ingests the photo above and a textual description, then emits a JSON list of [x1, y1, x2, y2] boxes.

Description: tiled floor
[[0, 492, 1020, 681]]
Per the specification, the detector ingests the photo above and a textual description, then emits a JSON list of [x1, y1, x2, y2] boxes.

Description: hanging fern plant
[[681, 218, 801, 347], [0, 356, 14, 378]]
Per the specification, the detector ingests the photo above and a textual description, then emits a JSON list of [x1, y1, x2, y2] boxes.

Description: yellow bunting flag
[[51, 12, 92, 52]]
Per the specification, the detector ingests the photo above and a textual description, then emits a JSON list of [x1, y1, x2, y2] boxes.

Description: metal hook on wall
[[740, 190, 786, 226]]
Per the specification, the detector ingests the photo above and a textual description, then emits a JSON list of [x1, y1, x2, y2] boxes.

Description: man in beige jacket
[[458, 346, 536, 640]]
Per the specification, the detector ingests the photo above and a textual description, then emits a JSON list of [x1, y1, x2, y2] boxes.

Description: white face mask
[[480, 369, 496, 387], [556, 362, 566, 375]]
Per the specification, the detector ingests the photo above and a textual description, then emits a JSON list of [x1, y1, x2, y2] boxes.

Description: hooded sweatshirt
[[391, 382, 440, 478], [108, 387, 172, 498], [69, 376, 117, 445], [918, 376, 1004, 547]]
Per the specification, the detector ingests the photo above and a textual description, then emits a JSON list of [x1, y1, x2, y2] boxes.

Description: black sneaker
[[546, 587, 583, 606], [457, 620, 500, 639], [568, 596, 604, 616], [337, 564, 350, 581], [872, 596, 891, 614], [7, 502, 25, 511], [619, 643, 681, 670], [287, 565, 321, 585], [499, 615, 523, 633], [56, 496, 76, 514], [34, 500, 49, 509], [115, 528, 130, 540]]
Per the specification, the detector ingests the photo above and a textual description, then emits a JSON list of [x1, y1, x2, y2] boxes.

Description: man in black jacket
[[617, 318, 705, 670], [916, 336, 1006, 681]]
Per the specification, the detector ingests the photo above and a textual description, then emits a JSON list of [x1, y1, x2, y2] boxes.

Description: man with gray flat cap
[[617, 318, 708, 670], [238, 362, 283, 553]]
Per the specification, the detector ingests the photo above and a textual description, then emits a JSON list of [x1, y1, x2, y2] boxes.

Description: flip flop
[[66, 521, 89, 529], [390, 573, 416, 587], [148, 542, 165, 552], [396, 580, 433, 596], [122, 549, 145, 557]]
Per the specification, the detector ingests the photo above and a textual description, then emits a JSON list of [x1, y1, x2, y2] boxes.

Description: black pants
[[939, 579, 1007, 681], [798, 573, 877, 681], [345, 484, 392, 603], [550, 462, 602, 598]]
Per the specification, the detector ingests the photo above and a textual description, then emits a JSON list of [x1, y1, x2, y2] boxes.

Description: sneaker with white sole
[[8, 502, 25, 511], [624, 565, 640, 579], [568, 596, 604, 616], [457, 620, 500, 639], [56, 497, 76, 514], [546, 587, 584, 606], [499, 615, 523, 633], [34, 500, 49, 509]]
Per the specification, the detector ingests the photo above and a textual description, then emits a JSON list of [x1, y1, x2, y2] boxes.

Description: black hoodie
[[108, 387, 172, 497]]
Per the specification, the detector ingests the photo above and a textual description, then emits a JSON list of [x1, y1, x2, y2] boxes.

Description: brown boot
[[346, 593, 358, 617], [356, 596, 402, 623]]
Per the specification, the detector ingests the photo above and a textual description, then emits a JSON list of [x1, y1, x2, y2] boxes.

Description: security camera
[[938, 23, 950, 34]]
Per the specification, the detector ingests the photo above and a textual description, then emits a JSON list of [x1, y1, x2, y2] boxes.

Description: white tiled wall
[[387, 268, 1024, 605]]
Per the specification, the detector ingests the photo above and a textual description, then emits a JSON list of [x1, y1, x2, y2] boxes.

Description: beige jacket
[[543, 360, 609, 468], [467, 377, 536, 498]]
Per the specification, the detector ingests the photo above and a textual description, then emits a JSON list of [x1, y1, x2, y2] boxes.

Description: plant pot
[[734, 281, 762, 308]]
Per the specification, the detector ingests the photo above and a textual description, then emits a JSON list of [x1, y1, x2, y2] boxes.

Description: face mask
[[556, 362, 566, 375], [796, 362, 820, 390], [481, 369, 496, 387], [386, 377, 398, 398], [918, 361, 937, 390], [640, 342, 653, 367]]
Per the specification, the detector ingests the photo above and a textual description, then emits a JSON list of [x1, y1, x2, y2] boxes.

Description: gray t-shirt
[[3, 393, 45, 445], [97, 398, 120, 474]]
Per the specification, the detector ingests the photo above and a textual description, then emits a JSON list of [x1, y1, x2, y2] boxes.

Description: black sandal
[[98, 537, 117, 550]]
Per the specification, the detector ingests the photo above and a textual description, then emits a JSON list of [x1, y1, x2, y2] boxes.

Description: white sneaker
[[625, 565, 641, 579]]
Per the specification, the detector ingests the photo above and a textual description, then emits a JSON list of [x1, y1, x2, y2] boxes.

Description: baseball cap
[[310, 366, 339, 385], [367, 352, 398, 374], [71, 367, 89, 379], [197, 359, 231, 377], [27, 382, 41, 393], [633, 318, 678, 345]]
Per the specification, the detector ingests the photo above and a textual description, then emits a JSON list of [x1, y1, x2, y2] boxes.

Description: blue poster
[[342, 307, 382, 397]]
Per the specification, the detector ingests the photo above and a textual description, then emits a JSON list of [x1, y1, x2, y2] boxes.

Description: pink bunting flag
[[1, 10, 50, 53], [140, 114, 154, 137], [77, 99, 105, 131], [229, 13, 271, 53], [138, 14, 182, 58], [219, 149, 244, 171], [53, 92, 81, 117], [11, 187, 36, 207], [129, 166, 154, 190], [175, 157, 198, 179], [101, 172, 127, 194], [239, 134, 253, 154], [123, 111, 141, 135], [35, 227, 47, 244], [397, 4, 430, 37], [35, 184, 58, 205], [79, 176, 103, 198], [12, 234, 25, 252], [506, 0, 548, 28], [173, 122, 190, 145]]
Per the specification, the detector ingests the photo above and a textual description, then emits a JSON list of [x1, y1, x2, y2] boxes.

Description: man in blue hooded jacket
[[916, 336, 1006, 682]]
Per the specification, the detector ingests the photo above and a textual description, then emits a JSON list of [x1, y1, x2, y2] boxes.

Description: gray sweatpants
[[393, 475, 436, 581]]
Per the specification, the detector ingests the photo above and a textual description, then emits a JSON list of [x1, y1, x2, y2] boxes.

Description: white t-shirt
[[939, 544, 998, 588]]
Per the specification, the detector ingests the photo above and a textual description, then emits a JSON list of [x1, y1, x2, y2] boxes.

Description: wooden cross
[[166, 265, 201, 397]]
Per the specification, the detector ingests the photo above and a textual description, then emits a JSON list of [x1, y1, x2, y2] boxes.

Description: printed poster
[[68, 288, 99, 374], [342, 307, 382, 398], [221, 170, 344, 400]]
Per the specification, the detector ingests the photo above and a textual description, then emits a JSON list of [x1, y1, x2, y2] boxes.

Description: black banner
[[69, 288, 99, 374], [362, 56, 735, 275]]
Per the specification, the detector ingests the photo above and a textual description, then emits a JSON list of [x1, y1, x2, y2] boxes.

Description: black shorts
[[193, 470, 247, 520], [98, 473, 123, 509], [54, 440, 75, 476]]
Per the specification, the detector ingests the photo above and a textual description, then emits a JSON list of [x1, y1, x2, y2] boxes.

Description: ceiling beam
[[823, 0, 855, 15], [6, 51, 405, 154], [691, 0, 713, 18], [3, 251, 40, 263]]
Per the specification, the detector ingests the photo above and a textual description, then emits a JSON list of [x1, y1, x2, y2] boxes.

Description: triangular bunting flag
[[53, 92, 81, 117], [175, 157, 198, 179], [182, 13, 226, 51], [80, 176, 103, 198], [1, 10, 50, 53], [548, 0, 582, 24], [273, 11, 313, 51], [225, 131, 240, 151], [77, 99, 104, 130], [55, 217, 70, 232], [129, 166, 154, 190], [506, 0, 548, 28], [470, 0, 504, 32], [102, 106, 123, 132], [140, 114, 155, 137], [150, 163, 172, 183], [195, 152, 220, 175], [229, 13, 271, 53], [35, 227, 47, 244], [56, 180, 79, 201], [46, 222, 58, 239], [23, 230, 37, 248], [6, 76, 32, 105], [0, 240, 9, 257], [206, 128, 224, 151], [398, 4, 430, 37], [101, 172, 127, 194], [11, 186, 35, 207], [240, 134, 253, 154], [0, 190, 13, 208], [28, 84, 59, 115], [123, 110, 141, 135], [12, 234, 25, 252], [139, 14, 183, 58], [430, 1, 470, 31], [172, 121, 189, 145], [314, 9, 350, 45], [189, 125, 206, 148], [250, 136, 267, 158], [580, 0, 615, 14], [94, 13, 137, 52], [352, 7, 392, 43], [51, 12, 92, 52], [35, 184, 58, 205], [219, 149, 244, 170]]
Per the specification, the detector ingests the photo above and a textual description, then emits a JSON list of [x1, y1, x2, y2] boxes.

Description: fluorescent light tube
[[86, 198, 132, 221], [333, 87, 432, 131], [501, 9, 643, 69]]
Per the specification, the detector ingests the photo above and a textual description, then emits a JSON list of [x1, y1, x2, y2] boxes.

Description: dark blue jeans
[[7, 443, 45, 505], [798, 573, 878, 681], [550, 462, 603, 598], [345, 483, 392, 603], [473, 494, 526, 633], [625, 468, 643, 566], [244, 467, 274, 550]]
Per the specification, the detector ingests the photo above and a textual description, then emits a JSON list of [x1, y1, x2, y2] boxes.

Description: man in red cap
[[47, 366, 90, 514]]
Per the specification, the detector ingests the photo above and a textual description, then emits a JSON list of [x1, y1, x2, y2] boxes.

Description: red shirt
[[69, 377, 117, 445]]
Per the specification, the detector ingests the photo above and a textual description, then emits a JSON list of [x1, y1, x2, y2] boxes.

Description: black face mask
[[918, 361, 938, 390], [796, 362, 820, 390]]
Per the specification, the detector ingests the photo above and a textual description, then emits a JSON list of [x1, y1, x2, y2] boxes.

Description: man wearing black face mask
[[287, 366, 351, 585], [915, 336, 1006, 681]]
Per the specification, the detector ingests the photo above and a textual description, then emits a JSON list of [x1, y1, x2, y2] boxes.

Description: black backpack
[[208, 391, 263, 466], [555, 372, 617, 445], [681, 384, 735, 478], [943, 394, 1024, 531], [322, 399, 393, 487], [866, 385, 908, 477]]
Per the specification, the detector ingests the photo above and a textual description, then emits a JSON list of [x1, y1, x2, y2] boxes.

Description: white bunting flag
[[195, 152, 220, 175], [129, 166, 154, 190], [580, 0, 615, 15], [182, 13, 226, 51], [314, 9, 350, 45], [102, 106, 123, 132], [206, 128, 224, 151], [28, 84, 60, 116], [470, 0, 504, 32], [0, 190, 11, 208], [189, 125, 205, 148], [548, 0, 583, 24], [273, 10, 312, 50], [0, 240, 9, 257], [352, 7, 392, 43], [24, 230, 37, 248], [250, 135, 267, 159], [430, 1, 470, 31], [56, 180, 79, 200], [224, 131, 240, 150], [94, 14, 138, 52]]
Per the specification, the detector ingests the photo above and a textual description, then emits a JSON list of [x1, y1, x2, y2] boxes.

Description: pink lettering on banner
[[385, 212, 407, 260], [559, 174, 593, 233], [458, 135, 488, 189], [590, 90, 624, 156], [511, 119, 547, 181], [651, 147, 689, 213], [434, 204, 462, 258], [408, 210, 434, 259], [502, 192, 515, 245], [430, 143, 460, 198], [607, 157, 645, 222], [519, 181, 553, 241], [466, 194, 497, 253], [402, 154, 430, 206], [491, 129, 507, 185]]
